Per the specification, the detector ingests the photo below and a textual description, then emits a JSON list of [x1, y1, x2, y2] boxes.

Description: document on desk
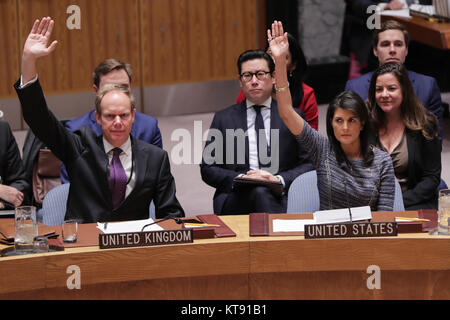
[[313, 206, 372, 224], [380, 8, 411, 18], [96, 218, 163, 234], [273, 219, 317, 232], [377, 3, 411, 18]]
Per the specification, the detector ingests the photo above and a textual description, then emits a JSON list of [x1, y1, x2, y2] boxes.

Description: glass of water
[[438, 189, 450, 235], [14, 206, 38, 254]]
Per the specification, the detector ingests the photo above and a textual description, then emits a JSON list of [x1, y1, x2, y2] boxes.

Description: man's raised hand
[[22, 17, 58, 83]]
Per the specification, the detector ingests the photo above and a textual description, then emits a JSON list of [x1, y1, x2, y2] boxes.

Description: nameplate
[[99, 229, 194, 249], [304, 222, 398, 239]]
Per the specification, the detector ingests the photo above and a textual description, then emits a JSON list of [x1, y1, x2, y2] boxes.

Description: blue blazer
[[345, 70, 443, 141], [61, 109, 162, 183]]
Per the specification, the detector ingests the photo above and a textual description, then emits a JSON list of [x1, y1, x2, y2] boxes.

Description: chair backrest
[[288, 171, 405, 212], [393, 179, 405, 211], [287, 170, 320, 213], [42, 183, 70, 226], [42, 183, 156, 225], [32, 149, 62, 207]]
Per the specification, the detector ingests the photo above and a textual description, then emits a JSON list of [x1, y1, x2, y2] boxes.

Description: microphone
[[343, 174, 353, 223], [141, 216, 183, 232]]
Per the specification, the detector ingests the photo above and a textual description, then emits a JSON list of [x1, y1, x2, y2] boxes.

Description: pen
[[395, 217, 430, 222], [184, 223, 220, 227]]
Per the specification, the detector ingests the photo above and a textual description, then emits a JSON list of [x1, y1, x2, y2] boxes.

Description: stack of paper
[[272, 206, 372, 233], [97, 218, 164, 234]]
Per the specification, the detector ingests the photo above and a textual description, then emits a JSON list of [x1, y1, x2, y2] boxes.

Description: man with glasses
[[15, 17, 184, 223], [200, 49, 313, 215]]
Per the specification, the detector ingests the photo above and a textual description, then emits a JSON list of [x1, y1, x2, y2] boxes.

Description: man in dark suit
[[345, 19, 444, 141], [15, 17, 184, 223], [200, 50, 314, 215], [0, 120, 28, 209], [60, 58, 162, 183]]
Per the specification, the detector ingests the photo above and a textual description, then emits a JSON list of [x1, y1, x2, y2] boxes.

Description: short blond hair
[[95, 84, 135, 115]]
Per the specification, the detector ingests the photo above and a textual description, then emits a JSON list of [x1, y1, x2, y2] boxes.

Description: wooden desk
[[381, 15, 450, 50], [0, 215, 449, 299]]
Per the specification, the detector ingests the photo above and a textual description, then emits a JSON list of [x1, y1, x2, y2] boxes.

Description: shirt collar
[[246, 97, 272, 110], [103, 136, 132, 156]]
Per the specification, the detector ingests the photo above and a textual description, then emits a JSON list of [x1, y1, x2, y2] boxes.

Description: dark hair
[[286, 33, 308, 108], [326, 91, 374, 166], [237, 50, 275, 75], [367, 62, 439, 140], [264, 33, 308, 107], [93, 59, 132, 87], [372, 20, 409, 48]]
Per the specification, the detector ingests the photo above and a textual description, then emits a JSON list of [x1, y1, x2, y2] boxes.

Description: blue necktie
[[109, 148, 127, 208]]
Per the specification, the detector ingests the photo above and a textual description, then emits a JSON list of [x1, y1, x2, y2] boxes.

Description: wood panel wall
[[0, 0, 19, 98], [0, 0, 261, 99]]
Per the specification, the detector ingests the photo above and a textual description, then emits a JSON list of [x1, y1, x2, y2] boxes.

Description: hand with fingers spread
[[22, 17, 58, 84]]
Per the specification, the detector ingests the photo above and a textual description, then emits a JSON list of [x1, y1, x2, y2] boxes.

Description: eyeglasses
[[240, 71, 271, 82]]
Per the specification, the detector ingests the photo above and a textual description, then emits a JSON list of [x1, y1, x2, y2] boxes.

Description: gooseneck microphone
[[141, 216, 183, 232]]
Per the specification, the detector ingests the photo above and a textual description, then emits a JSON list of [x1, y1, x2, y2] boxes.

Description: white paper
[[96, 218, 164, 234], [409, 4, 436, 15], [313, 206, 372, 224], [272, 219, 316, 232], [380, 8, 411, 18]]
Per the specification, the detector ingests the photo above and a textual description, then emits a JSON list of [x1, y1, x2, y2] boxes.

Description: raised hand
[[23, 17, 57, 59], [267, 20, 289, 60], [21, 17, 58, 84]]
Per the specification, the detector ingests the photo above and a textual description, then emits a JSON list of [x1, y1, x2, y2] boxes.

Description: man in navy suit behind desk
[[15, 17, 184, 223], [200, 50, 314, 215], [345, 19, 444, 141]]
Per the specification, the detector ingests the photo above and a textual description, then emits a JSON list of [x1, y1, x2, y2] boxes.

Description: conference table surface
[[0, 213, 449, 300], [381, 15, 450, 50]]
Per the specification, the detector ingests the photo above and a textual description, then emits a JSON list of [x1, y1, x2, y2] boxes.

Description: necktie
[[254, 105, 270, 168], [109, 148, 127, 208]]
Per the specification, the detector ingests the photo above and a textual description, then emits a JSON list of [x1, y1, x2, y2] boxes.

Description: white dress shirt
[[246, 97, 272, 170]]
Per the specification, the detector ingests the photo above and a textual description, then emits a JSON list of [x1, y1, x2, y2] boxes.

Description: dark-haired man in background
[[200, 49, 313, 215]]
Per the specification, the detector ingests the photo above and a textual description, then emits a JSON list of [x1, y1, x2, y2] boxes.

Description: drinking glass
[[438, 189, 450, 235], [14, 206, 38, 254]]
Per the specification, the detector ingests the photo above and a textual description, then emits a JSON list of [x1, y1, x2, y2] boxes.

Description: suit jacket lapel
[[96, 135, 112, 202], [235, 101, 249, 167]]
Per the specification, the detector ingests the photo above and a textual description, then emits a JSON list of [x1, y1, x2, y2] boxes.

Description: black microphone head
[[174, 217, 182, 224]]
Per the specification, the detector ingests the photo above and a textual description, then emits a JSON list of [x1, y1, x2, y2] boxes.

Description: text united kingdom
[[99, 229, 193, 249]]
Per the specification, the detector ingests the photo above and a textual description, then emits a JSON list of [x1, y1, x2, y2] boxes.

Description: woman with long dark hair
[[269, 21, 395, 211], [236, 32, 319, 130], [367, 62, 441, 209]]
